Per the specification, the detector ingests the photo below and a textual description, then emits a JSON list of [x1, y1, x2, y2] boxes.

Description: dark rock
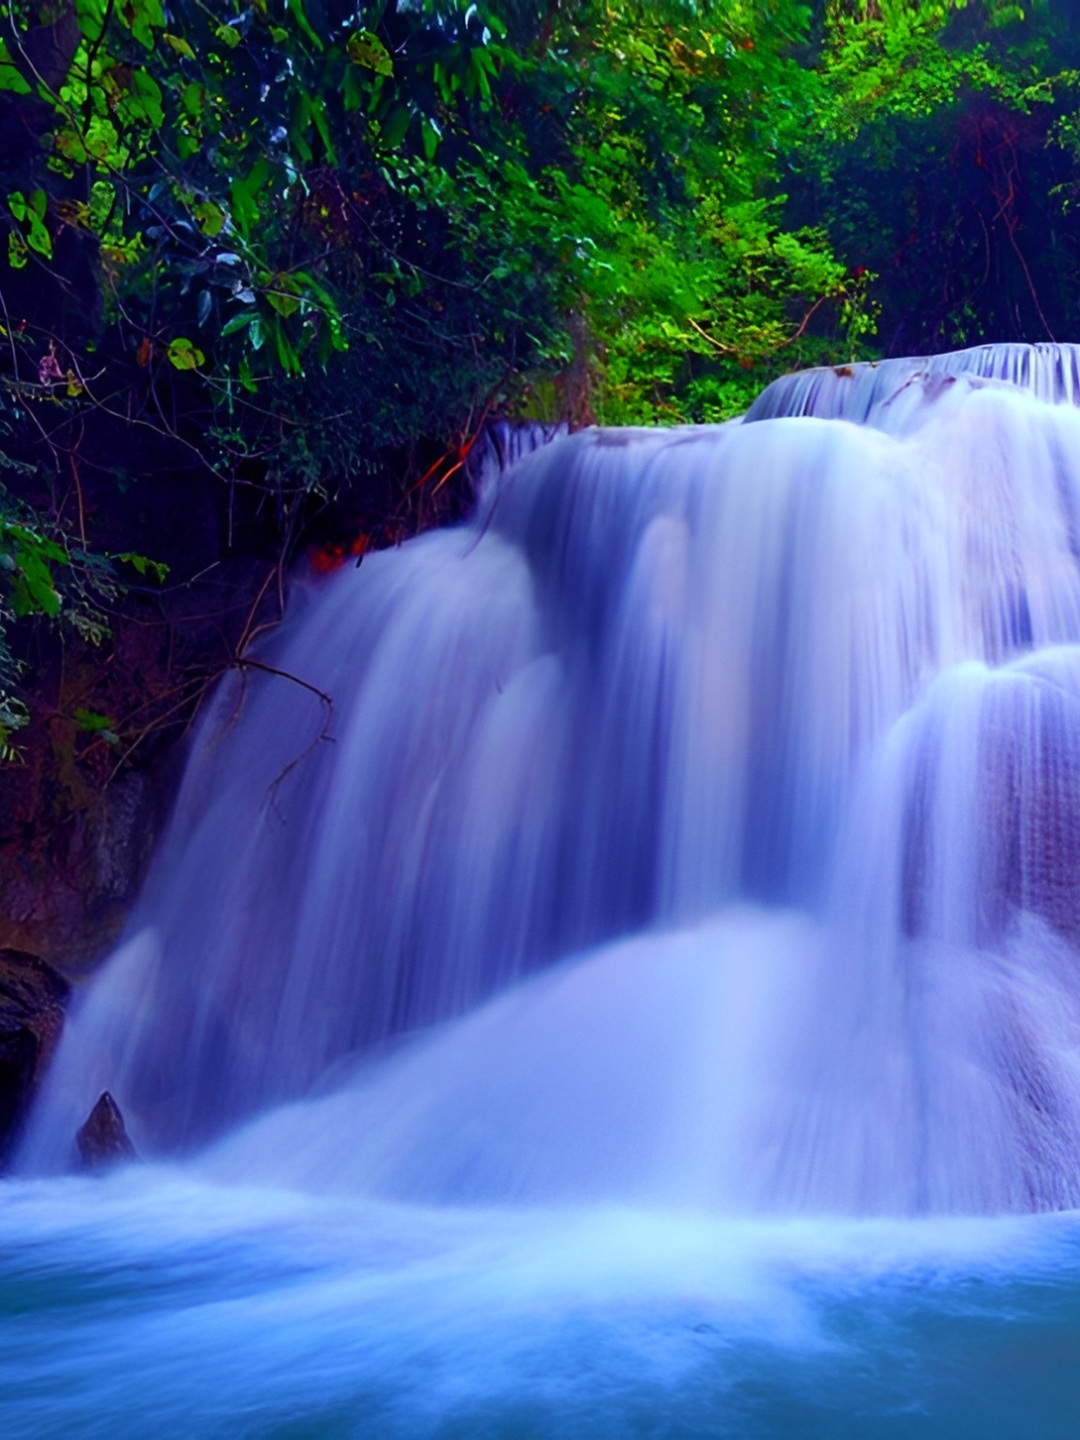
[[0, 767, 164, 975], [0, 948, 69, 1163], [76, 1091, 136, 1170]]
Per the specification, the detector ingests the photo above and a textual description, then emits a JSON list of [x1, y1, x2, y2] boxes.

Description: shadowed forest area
[[1, 0, 1080, 961]]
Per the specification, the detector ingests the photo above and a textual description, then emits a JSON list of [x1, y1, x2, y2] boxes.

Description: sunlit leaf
[[347, 30, 393, 76], [167, 337, 205, 370], [194, 201, 226, 237], [163, 33, 196, 59]]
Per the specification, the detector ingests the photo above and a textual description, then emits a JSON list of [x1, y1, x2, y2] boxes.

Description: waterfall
[[744, 341, 1080, 424], [21, 345, 1080, 1215]]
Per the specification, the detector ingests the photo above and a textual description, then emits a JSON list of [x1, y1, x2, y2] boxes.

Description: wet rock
[[0, 948, 69, 1163], [0, 768, 164, 974], [76, 1091, 136, 1170]]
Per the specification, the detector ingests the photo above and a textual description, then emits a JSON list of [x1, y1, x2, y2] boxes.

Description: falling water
[[12, 345, 1080, 1435], [19, 343, 1080, 1221]]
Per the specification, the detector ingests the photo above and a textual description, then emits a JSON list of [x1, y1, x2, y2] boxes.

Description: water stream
[[8, 344, 1080, 1434]]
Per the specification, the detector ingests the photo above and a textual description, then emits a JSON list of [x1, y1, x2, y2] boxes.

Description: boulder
[[76, 1091, 136, 1170]]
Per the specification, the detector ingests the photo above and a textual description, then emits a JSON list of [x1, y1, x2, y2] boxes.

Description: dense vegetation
[[1, 0, 1080, 920]]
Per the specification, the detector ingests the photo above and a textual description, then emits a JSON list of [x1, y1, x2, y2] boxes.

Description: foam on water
[[1, 1169, 1078, 1439]]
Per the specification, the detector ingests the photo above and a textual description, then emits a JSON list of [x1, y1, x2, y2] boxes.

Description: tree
[[0, 0, 1078, 758]]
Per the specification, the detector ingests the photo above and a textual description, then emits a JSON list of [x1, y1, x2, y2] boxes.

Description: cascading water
[[20, 340, 1080, 1217], [11, 344, 1080, 1436]]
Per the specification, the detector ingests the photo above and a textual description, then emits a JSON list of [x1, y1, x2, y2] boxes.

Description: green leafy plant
[[0, 0, 1077, 765]]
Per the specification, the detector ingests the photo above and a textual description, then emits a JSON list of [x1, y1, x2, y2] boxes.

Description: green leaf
[[380, 106, 410, 149], [167, 337, 205, 370], [125, 70, 165, 128], [26, 217, 51, 258], [296, 92, 336, 164], [11, 547, 61, 617], [466, 49, 492, 103], [347, 30, 393, 76], [119, 0, 165, 50], [113, 552, 169, 582], [221, 311, 256, 337], [74, 0, 110, 42], [6, 526, 66, 564], [273, 318, 301, 373], [215, 23, 241, 50], [180, 81, 205, 119], [8, 192, 51, 259], [287, 0, 324, 52], [60, 115, 122, 164], [193, 200, 226, 237], [0, 41, 30, 95], [73, 707, 116, 734], [266, 289, 301, 317], [230, 157, 271, 239], [163, 32, 196, 59]]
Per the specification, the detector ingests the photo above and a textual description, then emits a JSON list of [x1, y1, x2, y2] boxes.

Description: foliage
[[796, 0, 1080, 352], [0, 0, 875, 467], [1, 0, 1080, 755], [0, 473, 119, 754], [485, 0, 873, 423]]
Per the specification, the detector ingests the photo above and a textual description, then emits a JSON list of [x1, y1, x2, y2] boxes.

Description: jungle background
[[1, 0, 1079, 966]]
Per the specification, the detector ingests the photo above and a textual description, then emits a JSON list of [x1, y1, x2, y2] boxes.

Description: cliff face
[[0, 718, 171, 1164], [0, 768, 163, 972], [0, 948, 69, 1162], [0, 558, 263, 1154]]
